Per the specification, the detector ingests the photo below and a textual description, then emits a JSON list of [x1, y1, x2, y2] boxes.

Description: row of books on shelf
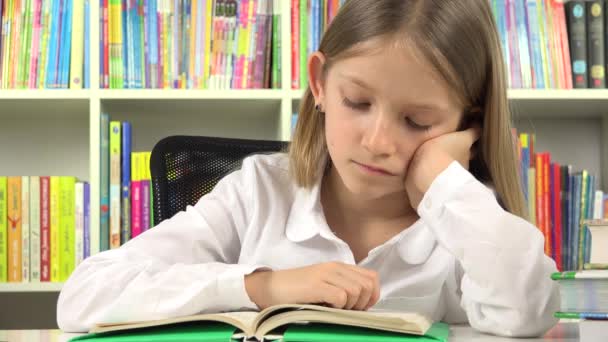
[[0, 176, 90, 283], [101, 0, 282, 89], [492, 0, 608, 89], [100, 113, 154, 252], [0, 0, 91, 89], [515, 131, 607, 272]]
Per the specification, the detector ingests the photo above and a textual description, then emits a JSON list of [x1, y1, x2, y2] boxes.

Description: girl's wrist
[[245, 270, 273, 310]]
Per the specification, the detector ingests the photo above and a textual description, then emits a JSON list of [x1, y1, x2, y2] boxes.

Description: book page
[[91, 311, 259, 336]]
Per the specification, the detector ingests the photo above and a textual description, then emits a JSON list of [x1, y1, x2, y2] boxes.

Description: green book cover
[[271, 0, 281, 89], [551, 269, 608, 280], [69, 322, 238, 342], [0, 177, 7, 282], [68, 322, 449, 342]]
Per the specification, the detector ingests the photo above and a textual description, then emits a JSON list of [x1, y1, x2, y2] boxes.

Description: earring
[[315, 104, 325, 114]]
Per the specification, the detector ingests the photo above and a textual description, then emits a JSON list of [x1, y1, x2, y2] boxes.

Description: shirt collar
[[285, 174, 437, 265]]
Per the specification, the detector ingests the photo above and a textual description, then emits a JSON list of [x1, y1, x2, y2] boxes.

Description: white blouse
[[57, 153, 560, 337]]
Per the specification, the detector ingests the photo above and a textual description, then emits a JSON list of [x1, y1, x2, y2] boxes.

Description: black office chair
[[149, 135, 289, 226]]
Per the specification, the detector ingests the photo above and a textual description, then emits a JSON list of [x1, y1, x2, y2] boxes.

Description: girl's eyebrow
[[338, 72, 449, 114]]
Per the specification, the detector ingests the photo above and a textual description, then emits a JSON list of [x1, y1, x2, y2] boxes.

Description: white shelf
[[0, 89, 91, 99], [0, 283, 63, 292]]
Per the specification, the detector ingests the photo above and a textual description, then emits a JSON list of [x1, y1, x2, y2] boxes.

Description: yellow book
[[50, 176, 60, 282], [0, 177, 7, 281], [537, 1, 551, 88], [70, 0, 85, 88], [38, 0, 52, 88], [2, 0, 14, 88], [203, 0, 213, 88], [109, 121, 122, 248], [240, 0, 254, 89], [59, 177, 76, 281], [7, 177, 22, 282]]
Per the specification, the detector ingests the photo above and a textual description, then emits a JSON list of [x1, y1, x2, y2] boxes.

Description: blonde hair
[[289, 0, 527, 220]]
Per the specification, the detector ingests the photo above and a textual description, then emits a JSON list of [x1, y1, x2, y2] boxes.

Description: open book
[[72, 304, 449, 341]]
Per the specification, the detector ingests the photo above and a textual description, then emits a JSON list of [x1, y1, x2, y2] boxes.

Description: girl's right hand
[[244, 262, 381, 311]]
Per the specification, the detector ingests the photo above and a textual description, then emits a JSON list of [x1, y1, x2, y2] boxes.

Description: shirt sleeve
[[57, 158, 269, 332], [417, 161, 560, 337]]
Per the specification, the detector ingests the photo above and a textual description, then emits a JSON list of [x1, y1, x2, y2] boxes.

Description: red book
[[536, 154, 544, 241], [551, 0, 573, 89], [40, 176, 51, 282], [291, 0, 300, 89]]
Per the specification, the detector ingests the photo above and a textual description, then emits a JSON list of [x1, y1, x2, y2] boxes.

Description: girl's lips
[[353, 161, 395, 176]]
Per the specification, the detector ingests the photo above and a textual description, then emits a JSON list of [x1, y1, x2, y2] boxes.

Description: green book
[[68, 304, 448, 342]]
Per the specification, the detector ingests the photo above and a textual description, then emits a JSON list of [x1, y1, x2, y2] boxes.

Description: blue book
[[46, 0, 60, 87], [100, 113, 110, 251], [525, 0, 545, 88], [62, 0, 74, 88], [121, 121, 132, 244], [84, 182, 90, 258], [56, 0, 67, 88], [549, 163, 556, 262], [515, 0, 532, 88], [572, 173, 582, 269], [122, 0, 129, 88], [84, 0, 90, 88], [149, 0, 158, 88]]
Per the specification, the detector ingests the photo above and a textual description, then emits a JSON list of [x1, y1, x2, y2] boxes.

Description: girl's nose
[[361, 115, 397, 156]]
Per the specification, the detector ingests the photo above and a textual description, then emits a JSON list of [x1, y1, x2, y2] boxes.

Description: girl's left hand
[[405, 126, 481, 210]]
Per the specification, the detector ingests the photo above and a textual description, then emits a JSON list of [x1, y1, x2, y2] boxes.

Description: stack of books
[[552, 223, 608, 341]]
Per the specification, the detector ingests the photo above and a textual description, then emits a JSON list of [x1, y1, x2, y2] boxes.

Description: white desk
[[0, 323, 581, 341]]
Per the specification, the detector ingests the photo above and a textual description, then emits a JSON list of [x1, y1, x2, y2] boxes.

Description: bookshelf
[[0, 2, 607, 299]]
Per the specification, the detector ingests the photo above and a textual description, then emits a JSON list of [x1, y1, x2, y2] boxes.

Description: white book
[[21, 176, 30, 283], [594, 190, 604, 219], [29, 176, 41, 282], [75, 182, 85, 266]]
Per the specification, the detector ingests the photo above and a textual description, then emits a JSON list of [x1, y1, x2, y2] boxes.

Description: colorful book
[[100, 113, 110, 251], [109, 121, 122, 249], [40, 176, 50, 282], [131, 152, 142, 238], [7, 176, 22, 282], [59, 176, 76, 281], [21, 176, 30, 282], [70, 0, 85, 88], [121, 121, 132, 244]]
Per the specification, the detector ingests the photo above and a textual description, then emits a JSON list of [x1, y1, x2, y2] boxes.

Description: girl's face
[[315, 41, 465, 200]]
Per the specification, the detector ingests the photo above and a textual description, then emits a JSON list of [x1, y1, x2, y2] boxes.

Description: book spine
[[20, 177, 29, 282], [84, 0, 89, 88], [586, 1, 605, 88], [75, 182, 84, 266], [579, 170, 588, 269], [29, 176, 40, 282], [0, 177, 7, 282], [59, 177, 76, 282], [131, 152, 142, 238], [7, 177, 22, 282], [100, 113, 110, 251], [70, 0, 84, 88], [555, 312, 608, 319], [40, 176, 50, 281], [291, 0, 299, 89], [555, 0, 573, 89], [109, 121, 121, 249], [299, 0, 306, 89], [543, 153, 551, 257], [50, 177, 61, 281], [83, 182, 90, 259], [121, 121, 131, 244], [566, 1, 587, 88]]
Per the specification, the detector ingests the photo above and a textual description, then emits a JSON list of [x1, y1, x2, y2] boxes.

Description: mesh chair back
[[150, 135, 288, 225]]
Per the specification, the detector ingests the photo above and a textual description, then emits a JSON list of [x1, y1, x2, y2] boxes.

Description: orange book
[[7, 177, 22, 282], [535, 154, 544, 238]]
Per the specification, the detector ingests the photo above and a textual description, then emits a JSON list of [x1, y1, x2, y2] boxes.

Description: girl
[[58, 0, 560, 337]]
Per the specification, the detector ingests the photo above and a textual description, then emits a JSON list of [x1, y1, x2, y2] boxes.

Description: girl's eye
[[342, 97, 370, 110], [405, 117, 432, 131]]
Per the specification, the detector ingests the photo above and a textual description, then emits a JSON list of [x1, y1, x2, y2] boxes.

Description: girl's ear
[[308, 52, 327, 107]]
